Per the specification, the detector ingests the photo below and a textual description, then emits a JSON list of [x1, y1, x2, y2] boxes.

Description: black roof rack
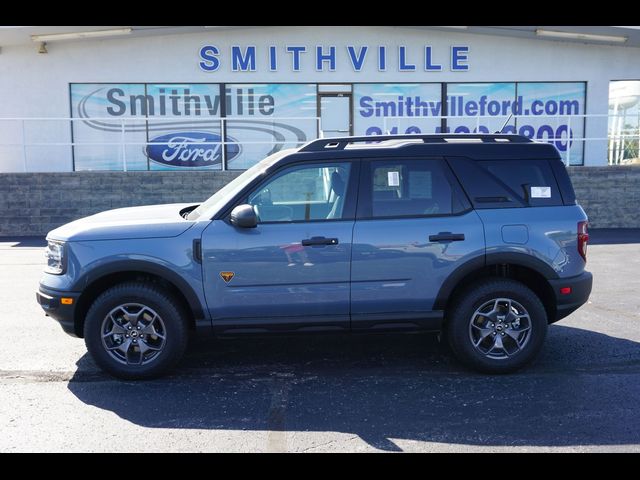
[[299, 134, 533, 152]]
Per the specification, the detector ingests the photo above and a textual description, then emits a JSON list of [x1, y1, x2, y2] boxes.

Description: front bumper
[[549, 271, 593, 322], [36, 285, 81, 337]]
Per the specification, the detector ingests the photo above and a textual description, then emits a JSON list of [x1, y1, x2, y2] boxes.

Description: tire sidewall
[[448, 279, 548, 373], [84, 284, 187, 379]]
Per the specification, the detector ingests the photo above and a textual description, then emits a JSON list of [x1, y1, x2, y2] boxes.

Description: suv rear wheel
[[446, 278, 547, 374], [84, 282, 189, 380]]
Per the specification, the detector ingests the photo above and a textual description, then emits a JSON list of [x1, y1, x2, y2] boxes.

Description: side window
[[367, 159, 466, 218], [247, 163, 351, 223], [478, 160, 563, 206]]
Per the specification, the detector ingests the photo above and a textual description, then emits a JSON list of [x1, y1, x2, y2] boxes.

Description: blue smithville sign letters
[[199, 45, 470, 72]]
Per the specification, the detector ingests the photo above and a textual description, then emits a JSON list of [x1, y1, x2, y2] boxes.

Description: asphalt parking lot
[[1, 230, 639, 452]]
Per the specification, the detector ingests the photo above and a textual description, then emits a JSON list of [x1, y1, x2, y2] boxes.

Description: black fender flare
[[71, 259, 207, 321], [433, 252, 558, 310]]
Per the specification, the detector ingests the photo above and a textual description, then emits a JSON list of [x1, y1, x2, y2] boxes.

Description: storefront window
[[224, 84, 317, 170], [517, 82, 585, 166], [71, 83, 222, 171], [71, 83, 150, 171], [608, 81, 640, 165], [446, 83, 516, 134], [145, 84, 223, 171], [71, 81, 588, 171], [446, 82, 586, 165], [353, 83, 442, 136]]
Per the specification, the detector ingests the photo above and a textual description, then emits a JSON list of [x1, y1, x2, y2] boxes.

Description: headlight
[[44, 240, 66, 275]]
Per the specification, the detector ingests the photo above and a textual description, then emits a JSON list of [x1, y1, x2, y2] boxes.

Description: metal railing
[[381, 113, 640, 167], [0, 114, 638, 172], [0, 116, 322, 172]]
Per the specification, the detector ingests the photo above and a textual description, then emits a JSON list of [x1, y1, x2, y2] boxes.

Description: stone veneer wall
[[0, 167, 638, 236]]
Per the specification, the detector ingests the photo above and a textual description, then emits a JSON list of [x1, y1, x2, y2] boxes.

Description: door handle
[[301, 236, 339, 247], [429, 232, 465, 242]]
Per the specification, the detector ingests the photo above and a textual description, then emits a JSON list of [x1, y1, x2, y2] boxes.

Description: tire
[[84, 282, 189, 380], [446, 278, 547, 374]]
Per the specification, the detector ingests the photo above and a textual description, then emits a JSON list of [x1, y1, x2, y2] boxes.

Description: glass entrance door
[[320, 94, 352, 138]]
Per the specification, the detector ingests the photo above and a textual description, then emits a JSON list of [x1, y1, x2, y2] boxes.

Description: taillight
[[578, 221, 589, 262]]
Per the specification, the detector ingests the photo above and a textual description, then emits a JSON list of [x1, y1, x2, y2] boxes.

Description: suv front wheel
[[84, 282, 189, 380], [446, 278, 548, 374]]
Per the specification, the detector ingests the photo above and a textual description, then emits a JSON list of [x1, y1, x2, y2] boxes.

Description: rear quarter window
[[446, 157, 563, 208], [478, 160, 563, 207]]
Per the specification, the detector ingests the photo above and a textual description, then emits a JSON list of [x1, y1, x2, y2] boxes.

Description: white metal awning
[[1, 26, 639, 48]]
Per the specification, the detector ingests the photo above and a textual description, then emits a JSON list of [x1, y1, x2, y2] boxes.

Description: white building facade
[[1, 25, 639, 172]]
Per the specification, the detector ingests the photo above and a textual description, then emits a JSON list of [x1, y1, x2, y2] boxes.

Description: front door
[[350, 157, 485, 329], [201, 160, 358, 332], [320, 94, 352, 137]]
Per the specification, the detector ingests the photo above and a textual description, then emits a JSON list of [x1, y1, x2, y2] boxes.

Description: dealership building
[[0, 25, 639, 234]]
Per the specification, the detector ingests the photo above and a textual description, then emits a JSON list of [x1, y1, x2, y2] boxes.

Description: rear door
[[350, 157, 485, 329]]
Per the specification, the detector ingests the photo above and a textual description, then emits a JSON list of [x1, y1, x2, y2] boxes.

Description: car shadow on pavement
[[67, 325, 640, 451]]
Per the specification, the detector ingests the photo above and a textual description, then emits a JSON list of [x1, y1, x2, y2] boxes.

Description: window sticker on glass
[[531, 186, 551, 198], [387, 171, 400, 187]]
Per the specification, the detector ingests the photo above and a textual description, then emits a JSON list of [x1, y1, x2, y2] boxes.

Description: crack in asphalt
[[266, 374, 293, 452], [298, 434, 361, 452], [3, 359, 640, 385], [0, 369, 106, 383]]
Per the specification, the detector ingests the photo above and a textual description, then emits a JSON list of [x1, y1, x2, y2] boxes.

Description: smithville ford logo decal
[[145, 132, 240, 168]]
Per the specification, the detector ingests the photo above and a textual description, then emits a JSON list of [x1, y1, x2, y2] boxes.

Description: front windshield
[[186, 149, 296, 221]]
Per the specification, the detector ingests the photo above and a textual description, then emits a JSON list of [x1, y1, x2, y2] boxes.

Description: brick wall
[[0, 167, 638, 236], [567, 166, 640, 228], [0, 171, 241, 236]]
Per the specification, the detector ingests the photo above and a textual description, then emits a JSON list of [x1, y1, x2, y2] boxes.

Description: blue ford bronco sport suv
[[37, 134, 592, 379]]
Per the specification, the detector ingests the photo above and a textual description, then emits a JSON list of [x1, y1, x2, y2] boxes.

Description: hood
[[48, 203, 197, 242]]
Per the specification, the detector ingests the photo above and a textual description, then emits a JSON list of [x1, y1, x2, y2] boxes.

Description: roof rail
[[299, 134, 533, 152]]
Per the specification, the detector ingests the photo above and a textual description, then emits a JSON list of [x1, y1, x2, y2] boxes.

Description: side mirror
[[230, 204, 258, 228]]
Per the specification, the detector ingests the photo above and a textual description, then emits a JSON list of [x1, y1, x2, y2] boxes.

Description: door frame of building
[[317, 91, 354, 137]]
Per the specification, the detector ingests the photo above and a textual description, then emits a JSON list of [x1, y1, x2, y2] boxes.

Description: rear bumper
[[36, 285, 81, 337], [549, 271, 593, 322]]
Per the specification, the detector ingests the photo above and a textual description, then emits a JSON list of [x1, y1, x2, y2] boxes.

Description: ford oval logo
[[145, 132, 240, 168]]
